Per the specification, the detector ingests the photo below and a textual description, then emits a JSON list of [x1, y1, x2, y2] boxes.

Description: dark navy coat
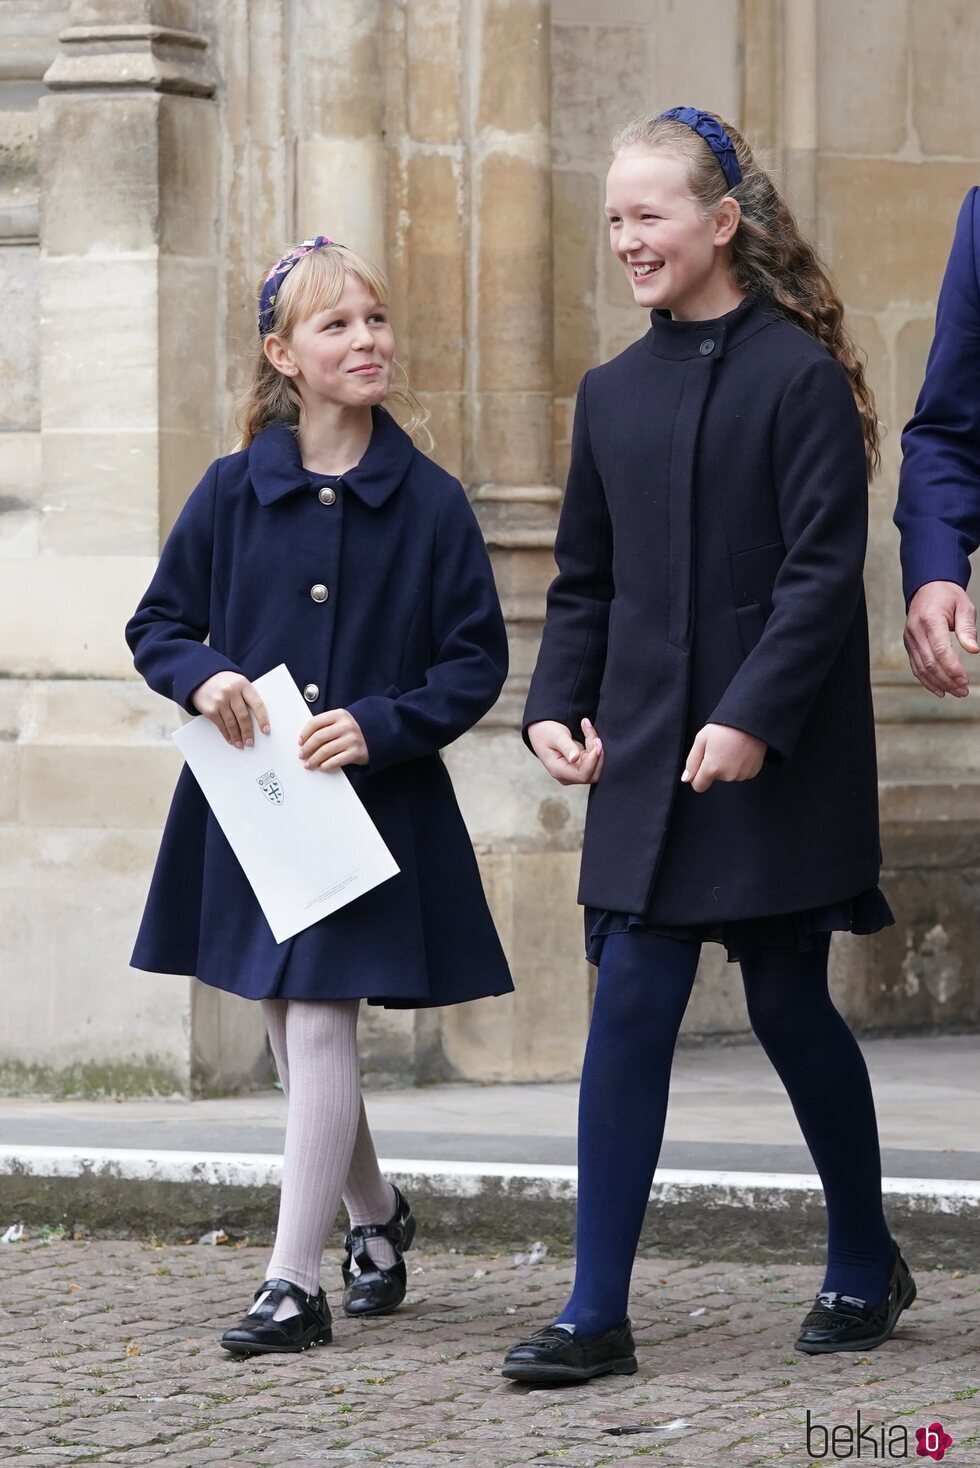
[[524, 299, 882, 922], [127, 407, 514, 1007], [896, 187, 980, 605]]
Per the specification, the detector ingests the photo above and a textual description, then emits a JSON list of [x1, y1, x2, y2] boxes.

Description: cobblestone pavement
[[0, 1240, 976, 1466]]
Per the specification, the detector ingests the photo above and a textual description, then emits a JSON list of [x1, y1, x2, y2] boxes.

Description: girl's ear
[[263, 334, 299, 377], [714, 197, 741, 249]]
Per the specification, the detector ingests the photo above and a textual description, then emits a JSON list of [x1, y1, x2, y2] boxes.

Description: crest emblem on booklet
[[257, 770, 284, 806]]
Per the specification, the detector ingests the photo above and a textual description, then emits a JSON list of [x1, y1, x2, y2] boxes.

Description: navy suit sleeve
[[895, 187, 980, 605], [521, 372, 613, 746], [125, 462, 243, 713], [709, 357, 869, 761], [345, 484, 508, 772]]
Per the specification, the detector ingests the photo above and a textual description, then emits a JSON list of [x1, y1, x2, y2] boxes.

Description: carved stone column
[[382, 0, 591, 1081], [0, 1, 269, 1096], [289, 0, 387, 266], [42, 0, 219, 540], [743, 0, 980, 1032]]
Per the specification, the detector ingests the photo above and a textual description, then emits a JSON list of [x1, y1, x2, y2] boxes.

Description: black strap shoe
[[502, 1318, 638, 1385], [342, 1184, 416, 1318], [220, 1277, 333, 1356], [795, 1244, 917, 1355]]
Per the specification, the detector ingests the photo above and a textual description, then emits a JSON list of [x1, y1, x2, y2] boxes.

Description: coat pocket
[[731, 541, 785, 614], [734, 601, 768, 656]]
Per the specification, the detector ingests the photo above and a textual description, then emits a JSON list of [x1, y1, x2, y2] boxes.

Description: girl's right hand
[[528, 718, 604, 786], [191, 671, 271, 748]]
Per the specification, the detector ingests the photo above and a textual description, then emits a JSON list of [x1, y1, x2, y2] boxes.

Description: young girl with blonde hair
[[503, 109, 915, 1386], [127, 236, 512, 1355]]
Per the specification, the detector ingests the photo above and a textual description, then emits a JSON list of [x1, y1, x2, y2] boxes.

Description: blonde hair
[[237, 242, 433, 453], [612, 113, 880, 478]]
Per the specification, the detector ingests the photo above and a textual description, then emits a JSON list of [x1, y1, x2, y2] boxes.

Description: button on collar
[[699, 339, 715, 356], [318, 486, 336, 506]]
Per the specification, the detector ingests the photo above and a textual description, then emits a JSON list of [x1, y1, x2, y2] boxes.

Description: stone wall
[[544, 0, 980, 1042], [810, 0, 980, 1031], [0, 0, 976, 1097], [0, 1, 268, 1096]]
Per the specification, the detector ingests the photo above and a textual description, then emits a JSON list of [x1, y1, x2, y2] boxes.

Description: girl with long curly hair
[[502, 109, 914, 1386]]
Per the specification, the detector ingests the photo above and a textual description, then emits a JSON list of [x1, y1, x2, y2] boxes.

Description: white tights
[[251, 998, 396, 1319]]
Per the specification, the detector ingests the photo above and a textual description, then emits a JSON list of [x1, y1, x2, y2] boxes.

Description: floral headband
[[657, 107, 743, 191], [258, 234, 343, 337]]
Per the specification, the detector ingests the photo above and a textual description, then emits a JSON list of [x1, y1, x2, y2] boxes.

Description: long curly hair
[[612, 112, 880, 478], [237, 242, 433, 453]]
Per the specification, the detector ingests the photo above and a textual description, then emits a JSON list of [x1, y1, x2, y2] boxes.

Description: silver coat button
[[318, 486, 336, 506], [303, 683, 319, 703], [310, 583, 329, 603]]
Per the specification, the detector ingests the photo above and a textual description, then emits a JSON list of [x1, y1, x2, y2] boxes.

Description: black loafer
[[502, 1318, 638, 1385], [795, 1244, 917, 1355], [342, 1184, 416, 1318], [220, 1277, 333, 1356]]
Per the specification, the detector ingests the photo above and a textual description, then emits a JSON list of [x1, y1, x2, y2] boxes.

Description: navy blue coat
[[127, 408, 514, 1007], [524, 299, 882, 922], [896, 187, 980, 605]]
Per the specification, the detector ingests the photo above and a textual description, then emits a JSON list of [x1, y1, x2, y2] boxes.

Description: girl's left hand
[[681, 723, 767, 793], [299, 709, 369, 771]]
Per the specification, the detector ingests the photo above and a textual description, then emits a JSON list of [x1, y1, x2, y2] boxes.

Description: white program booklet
[[173, 663, 399, 943]]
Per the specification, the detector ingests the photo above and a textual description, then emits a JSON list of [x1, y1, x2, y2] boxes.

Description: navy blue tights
[[555, 930, 894, 1337]]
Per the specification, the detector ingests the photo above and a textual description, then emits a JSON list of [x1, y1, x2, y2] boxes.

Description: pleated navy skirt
[[585, 886, 894, 967]]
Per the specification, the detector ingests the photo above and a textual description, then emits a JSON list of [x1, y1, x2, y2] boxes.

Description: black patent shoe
[[342, 1184, 416, 1318], [795, 1245, 917, 1355], [220, 1277, 333, 1356], [502, 1318, 638, 1385]]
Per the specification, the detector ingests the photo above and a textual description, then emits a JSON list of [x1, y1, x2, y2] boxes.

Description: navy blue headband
[[657, 107, 742, 190], [258, 234, 343, 337]]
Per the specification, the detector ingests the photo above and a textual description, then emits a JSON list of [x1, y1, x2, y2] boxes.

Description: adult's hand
[[904, 580, 978, 697], [191, 671, 270, 748], [527, 718, 604, 786], [682, 723, 767, 794]]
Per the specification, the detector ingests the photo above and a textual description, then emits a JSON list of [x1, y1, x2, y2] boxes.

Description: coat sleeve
[[709, 356, 869, 762], [125, 461, 243, 714], [521, 372, 613, 746], [344, 483, 508, 773], [895, 187, 980, 606]]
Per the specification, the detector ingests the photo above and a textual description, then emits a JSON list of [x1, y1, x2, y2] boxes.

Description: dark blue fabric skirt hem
[[584, 887, 894, 967]]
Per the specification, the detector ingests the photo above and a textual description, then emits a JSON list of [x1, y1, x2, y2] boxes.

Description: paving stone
[[0, 1241, 976, 1465]]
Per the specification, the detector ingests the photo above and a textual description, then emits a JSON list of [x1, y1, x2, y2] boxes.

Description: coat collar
[[643, 295, 774, 362], [248, 406, 415, 508]]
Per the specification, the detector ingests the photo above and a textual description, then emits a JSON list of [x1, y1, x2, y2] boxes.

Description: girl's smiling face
[[605, 146, 741, 321], [265, 273, 396, 409]]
